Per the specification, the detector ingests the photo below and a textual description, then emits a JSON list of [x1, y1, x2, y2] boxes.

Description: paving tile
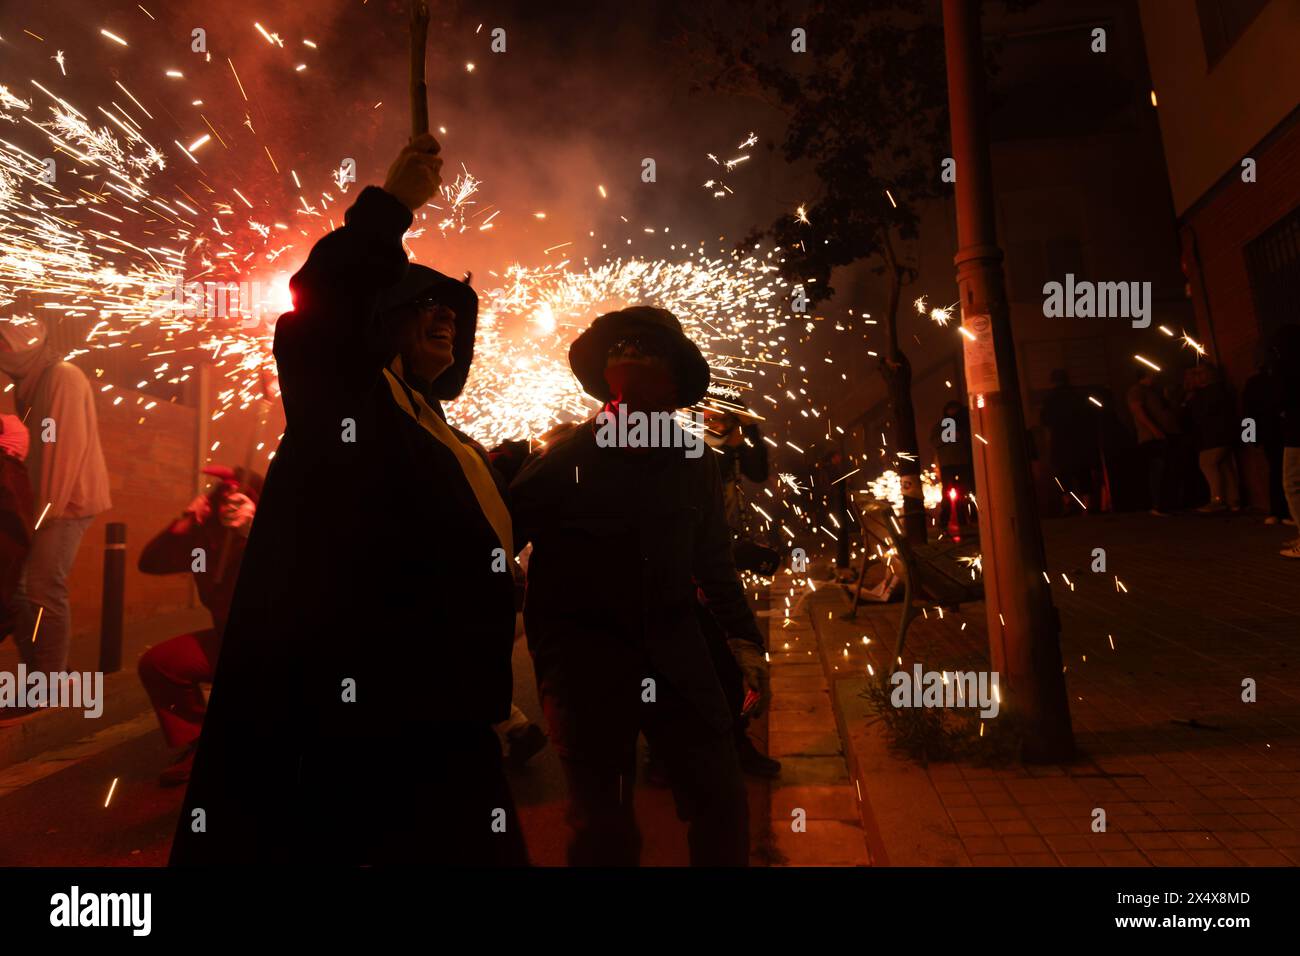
[[773, 820, 869, 866], [771, 785, 860, 821], [1184, 850, 1244, 866], [954, 820, 998, 838], [961, 836, 1006, 855], [769, 730, 843, 758], [1231, 848, 1293, 866], [1003, 835, 1050, 853]]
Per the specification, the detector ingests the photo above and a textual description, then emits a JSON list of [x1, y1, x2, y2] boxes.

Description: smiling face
[[399, 300, 457, 382]]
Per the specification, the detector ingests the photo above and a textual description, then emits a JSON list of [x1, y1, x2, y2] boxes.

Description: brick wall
[[1182, 110, 1300, 507], [1, 381, 199, 641]]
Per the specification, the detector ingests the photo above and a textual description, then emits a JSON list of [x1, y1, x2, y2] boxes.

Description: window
[[1245, 203, 1300, 343], [1197, 0, 1269, 69]]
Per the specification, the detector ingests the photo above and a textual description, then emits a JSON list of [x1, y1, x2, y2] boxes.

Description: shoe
[[735, 731, 781, 778], [1265, 516, 1280, 526], [505, 723, 547, 769], [1196, 501, 1226, 513], [1281, 544, 1300, 560], [159, 744, 196, 787], [1149, 509, 1170, 517], [1285, 518, 1298, 526]]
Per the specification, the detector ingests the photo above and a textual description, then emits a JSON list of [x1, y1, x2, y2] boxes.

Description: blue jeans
[[12, 515, 93, 673], [1284, 448, 1300, 529]]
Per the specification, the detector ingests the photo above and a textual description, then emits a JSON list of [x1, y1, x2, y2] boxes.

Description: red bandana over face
[[603, 361, 678, 412]]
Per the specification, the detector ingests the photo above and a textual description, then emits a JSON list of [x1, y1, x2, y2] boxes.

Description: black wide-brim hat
[[377, 263, 479, 400], [568, 306, 711, 407]]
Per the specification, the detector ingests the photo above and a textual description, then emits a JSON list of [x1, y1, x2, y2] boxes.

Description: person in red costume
[[510, 306, 770, 866], [137, 466, 260, 785]]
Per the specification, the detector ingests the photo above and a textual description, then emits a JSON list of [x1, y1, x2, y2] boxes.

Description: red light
[[948, 487, 958, 501]]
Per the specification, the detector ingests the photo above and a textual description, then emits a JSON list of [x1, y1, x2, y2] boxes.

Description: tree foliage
[[689, 0, 951, 303]]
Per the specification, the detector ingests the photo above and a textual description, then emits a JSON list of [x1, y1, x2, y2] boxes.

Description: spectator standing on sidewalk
[[1243, 351, 1290, 526], [931, 399, 975, 527], [1275, 325, 1300, 559], [1183, 364, 1241, 513], [0, 304, 110, 672], [1041, 369, 1098, 513], [137, 466, 260, 786], [1127, 367, 1184, 516]]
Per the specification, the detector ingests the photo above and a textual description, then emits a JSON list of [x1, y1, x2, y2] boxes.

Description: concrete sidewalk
[[765, 574, 872, 865], [0, 608, 211, 771], [808, 511, 1300, 866]]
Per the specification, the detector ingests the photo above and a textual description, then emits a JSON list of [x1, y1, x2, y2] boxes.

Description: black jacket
[[510, 420, 763, 734], [170, 186, 516, 864], [138, 508, 246, 636], [0, 453, 32, 640]]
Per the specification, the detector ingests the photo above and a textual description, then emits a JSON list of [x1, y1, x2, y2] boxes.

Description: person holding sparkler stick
[[170, 136, 527, 866]]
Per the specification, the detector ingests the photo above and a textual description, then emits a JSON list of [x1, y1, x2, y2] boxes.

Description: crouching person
[[137, 466, 259, 786], [510, 306, 771, 866]]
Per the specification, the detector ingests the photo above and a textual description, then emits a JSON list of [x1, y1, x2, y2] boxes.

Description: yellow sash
[[382, 359, 514, 557]]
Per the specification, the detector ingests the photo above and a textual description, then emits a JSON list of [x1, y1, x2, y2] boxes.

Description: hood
[[0, 318, 59, 405], [0, 317, 55, 377], [376, 264, 478, 401]]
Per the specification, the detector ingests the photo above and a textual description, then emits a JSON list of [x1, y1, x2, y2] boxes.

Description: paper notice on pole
[[961, 312, 1000, 395]]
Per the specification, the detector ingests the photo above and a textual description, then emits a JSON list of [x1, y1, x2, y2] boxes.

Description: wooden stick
[[410, 0, 430, 137]]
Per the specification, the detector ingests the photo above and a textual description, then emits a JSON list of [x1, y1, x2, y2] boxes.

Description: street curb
[[0, 669, 153, 772], [807, 587, 972, 867]]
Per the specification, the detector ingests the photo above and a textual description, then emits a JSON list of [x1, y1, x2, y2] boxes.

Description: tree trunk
[[879, 232, 927, 543]]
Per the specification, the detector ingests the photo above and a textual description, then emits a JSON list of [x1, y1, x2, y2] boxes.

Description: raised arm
[[272, 137, 444, 426]]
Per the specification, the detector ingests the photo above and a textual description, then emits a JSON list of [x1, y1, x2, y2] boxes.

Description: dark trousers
[[1142, 439, 1167, 510], [295, 723, 529, 866], [938, 464, 976, 527], [544, 676, 749, 867], [1265, 440, 1289, 519], [138, 628, 222, 748], [1142, 437, 1186, 511]]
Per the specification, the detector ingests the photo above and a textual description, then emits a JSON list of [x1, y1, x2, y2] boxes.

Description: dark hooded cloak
[[169, 186, 521, 864]]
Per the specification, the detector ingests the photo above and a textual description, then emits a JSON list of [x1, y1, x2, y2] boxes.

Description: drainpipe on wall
[[1181, 222, 1222, 365]]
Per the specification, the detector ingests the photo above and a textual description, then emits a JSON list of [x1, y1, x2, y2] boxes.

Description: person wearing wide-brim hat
[[509, 304, 771, 867], [566, 305, 712, 407]]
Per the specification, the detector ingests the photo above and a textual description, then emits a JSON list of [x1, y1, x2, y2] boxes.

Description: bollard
[[99, 522, 126, 674]]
